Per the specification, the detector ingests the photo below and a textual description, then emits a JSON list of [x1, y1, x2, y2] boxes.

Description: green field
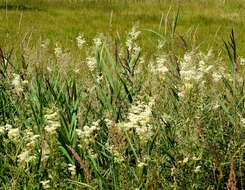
[[1, 0, 245, 53], [1, 0, 245, 189]]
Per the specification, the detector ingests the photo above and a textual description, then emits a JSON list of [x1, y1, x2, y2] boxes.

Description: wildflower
[[180, 70, 201, 82], [45, 111, 58, 121], [194, 165, 201, 173], [126, 26, 141, 52], [0, 124, 12, 135], [157, 65, 169, 75], [240, 57, 245, 65], [171, 166, 176, 176], [8, 128, 19, 141], [41, 39, 50, 49], [17, 150, 29, 163], [11, 74, 24, 94], [118, 98, 155, 144], [26, 133, 39, 149], [96, 75, 103, 84], [40, 180, 50, 189], [5, 124, 12, 129], [76, 34, 86, 49], [156, 55, 167, 65], [212, 101, 220, 110], [212, 72, 223, 82], [128, 26, 141, 40], [150, 55, 169, 79], [77, 121, 100, 146], [139, 57, 145, 64], [41, 141, 50, 162], [198, 60, 213, 76], [182, 52, 193, 70], [192, 156, 201, 161], [44, 121, 60, 135], [105, 142, 124, 163], [68, 164, 76, 176], [137, 161, 146, 168], [133, 45, 141, 54], [114, 154, 124, 163], [12, 74, 21, 87], [86, 57, 96, 72], [44, 109, 60, 135], [93, 36, 103, 48], [105, 118, 114, 128], [22, 80, 28, 86], [16, 129, 39, 166], [47, 66, 52, 73], [54, 44, 63, 58], [178, 83, 193, 98], [182, 157, 189, 164], [157, 39, 165, 49]]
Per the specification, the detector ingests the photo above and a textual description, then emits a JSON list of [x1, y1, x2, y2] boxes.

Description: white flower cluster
[[41, 39, 50, 49], [178, 50, 218, 97], [0, 124, 19, 141], [105, 142, 124, 163], [86, 56, 97, 72], [76, 120, 100, 146], [93, 35, 103, 48], [54, 44, 71, 67], [68, 163, 76, 176], [44, 109, 60, 135], [137, 156, 149, 168], [54, 44, 63, 59], [180, 52, 203, 82], [11, 73, 28, 95], [17, 129, 39, 164], [118, 98, 155, 144], [76, 33, 86, 49], [150, 55, 169, 79], [40, 180, 50, 189], [126, 26, 141, 53], [240, 57, 245, 65]]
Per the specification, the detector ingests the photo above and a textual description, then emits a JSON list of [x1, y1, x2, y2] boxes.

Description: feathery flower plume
[[126, 26, 141, 52], [44, 108, 60, 135], [86, 56, 97, 72], [76, 33, 86, 49], [118, 98, 155, 144]]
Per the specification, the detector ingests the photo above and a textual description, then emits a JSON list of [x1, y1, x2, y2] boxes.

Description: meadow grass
[[0, 0, 245, 54], [1, 0, 245, 190]]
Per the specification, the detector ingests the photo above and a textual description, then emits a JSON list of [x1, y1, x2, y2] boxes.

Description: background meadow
[[0, 0, 245, 189]]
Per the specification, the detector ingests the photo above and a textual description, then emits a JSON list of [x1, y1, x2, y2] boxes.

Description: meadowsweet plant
[[76, 33, 86, 49], [1, 26, 245, 190]]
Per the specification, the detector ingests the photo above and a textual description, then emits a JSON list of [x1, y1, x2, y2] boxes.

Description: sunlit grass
[[0, 0, 245, 54]]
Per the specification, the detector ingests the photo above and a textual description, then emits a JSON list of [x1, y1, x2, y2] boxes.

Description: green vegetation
[[0, 0, 245, 53], [0, 0, 245, 189]]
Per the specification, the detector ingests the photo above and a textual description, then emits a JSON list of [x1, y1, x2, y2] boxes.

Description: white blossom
[[54, 44, 63, 58], [11, 74, 24, 94], [86, 57, 97, 72], [8, 128, 19, 141], [76, 34, 86, 49], [118, 98, 155, 144], [68, 164, 76, 176], [17, 150, 29, 163], [93, 37, 103, 48], [40, 180, 50, 189]]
